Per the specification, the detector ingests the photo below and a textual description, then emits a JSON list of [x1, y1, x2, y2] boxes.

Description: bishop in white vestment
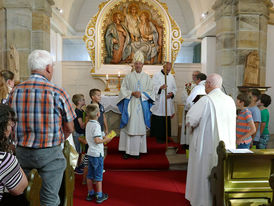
[[185, 73, 236, 206], [117, 51, 155, 159], [150, 62, 177, 143]]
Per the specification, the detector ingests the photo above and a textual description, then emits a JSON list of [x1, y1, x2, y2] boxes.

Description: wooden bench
[[25, 169, 42, 206], [0, 168, 42, 206], [1, 141, 75, 206], [59, 140, 75, 206], [210, 141, 274, 206]]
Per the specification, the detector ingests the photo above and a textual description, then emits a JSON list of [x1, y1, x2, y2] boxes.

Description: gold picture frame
[[83, 0, 183, 75]]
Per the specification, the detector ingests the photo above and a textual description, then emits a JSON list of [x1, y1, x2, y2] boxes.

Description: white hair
[[207, 73, 223, 89], [28, 50, 53, 71]]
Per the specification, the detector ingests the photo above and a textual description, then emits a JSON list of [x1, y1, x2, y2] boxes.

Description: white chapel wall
[[61, 61, 201, 137], [266, 24, 274, 134]]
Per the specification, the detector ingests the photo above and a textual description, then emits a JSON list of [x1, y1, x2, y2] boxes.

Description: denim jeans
[[72, 131, 84, 153], [16, 145, 66, 206], [258, 134, 270, 149], [237, 142, 251, 149], [87, 155, 104, 182]]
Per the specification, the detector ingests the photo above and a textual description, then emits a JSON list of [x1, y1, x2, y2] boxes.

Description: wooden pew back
[[210, 141, 274, 206], [25, 169, 42, 206]]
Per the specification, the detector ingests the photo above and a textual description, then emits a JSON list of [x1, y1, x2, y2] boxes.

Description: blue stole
[[117, 92, 153, 129]]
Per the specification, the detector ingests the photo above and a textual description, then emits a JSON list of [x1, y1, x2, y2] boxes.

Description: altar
[[101, 95, 121, 135], [101, 95, 120, 114]]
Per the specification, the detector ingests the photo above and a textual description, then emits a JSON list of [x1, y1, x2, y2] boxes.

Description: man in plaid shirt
[[9, 50, 76, 206]]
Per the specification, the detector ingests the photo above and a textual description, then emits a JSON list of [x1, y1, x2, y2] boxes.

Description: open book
[[228, 149, 253, 153]]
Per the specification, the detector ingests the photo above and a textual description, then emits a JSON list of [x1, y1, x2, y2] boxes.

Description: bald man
[[185, 73, 236, 206]]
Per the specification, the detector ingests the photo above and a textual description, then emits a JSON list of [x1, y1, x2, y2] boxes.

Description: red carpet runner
[[73, 171, 191, 206], [104, 137, 169, 169]]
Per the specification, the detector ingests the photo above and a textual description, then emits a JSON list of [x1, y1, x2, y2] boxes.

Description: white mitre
[[133, 51, 144, 63]]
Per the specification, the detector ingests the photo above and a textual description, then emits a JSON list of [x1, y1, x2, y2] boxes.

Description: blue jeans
[[87, 155, 104, 182], [258, 134, 270, 149], [16, 145, 66, 206], [237, 142, 251, 149], [72, 131, 84, 153]]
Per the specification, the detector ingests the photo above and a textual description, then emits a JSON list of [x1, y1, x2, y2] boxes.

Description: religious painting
[[103, 2, 163, 65], [83, 0, 182, 75]]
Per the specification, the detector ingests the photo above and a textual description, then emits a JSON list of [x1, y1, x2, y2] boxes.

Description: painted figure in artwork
[[131, 10, 159, 64], [124, 3, 140, 42], [105, 12, 131, 64], [244, 51, 260, 86]]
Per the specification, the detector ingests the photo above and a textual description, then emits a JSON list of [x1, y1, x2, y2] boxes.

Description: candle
[[106, 74, 108, 80], [118, 71, 120, 77]]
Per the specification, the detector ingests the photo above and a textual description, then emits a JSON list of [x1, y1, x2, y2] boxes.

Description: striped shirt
[[236, 108, 253, 144], [9, 74, 76, 148], [0, 152, 23, 200]]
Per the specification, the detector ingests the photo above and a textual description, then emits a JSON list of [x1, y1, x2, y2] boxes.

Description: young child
[[72, 94, 86, 174], [1, 70, 15, 92], [0, 70, 15, 104], [248, 89, 261, 148], [236, 93, 256, 149], [258, 94, 272, 149], [89, 89, 109, 136], [85, 104, 112, 204]]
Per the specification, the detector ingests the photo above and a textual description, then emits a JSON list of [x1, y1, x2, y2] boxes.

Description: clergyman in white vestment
[[150, 62, 177, 143], [180, 73, 207, 145], [185, 73, 236, 206], [117, 51, 155, 159]]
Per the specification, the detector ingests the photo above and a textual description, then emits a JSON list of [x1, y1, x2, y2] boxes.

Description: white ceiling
[[53, 0, 216, 36]]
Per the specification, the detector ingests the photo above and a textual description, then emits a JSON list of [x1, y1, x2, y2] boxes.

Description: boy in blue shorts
[[85, 104, 112, 203]]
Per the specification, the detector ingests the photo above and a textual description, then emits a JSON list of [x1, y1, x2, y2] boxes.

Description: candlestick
[[106, 74, 109, 80], [104, 78, 110, 92], [117, 74, 121, 91]]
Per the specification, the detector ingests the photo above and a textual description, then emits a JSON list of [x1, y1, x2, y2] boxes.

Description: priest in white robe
[[185, 73, 236, 206], [117, 51, 155, 159], [180, 73, 207, 146], [150, 62, 177, 143]]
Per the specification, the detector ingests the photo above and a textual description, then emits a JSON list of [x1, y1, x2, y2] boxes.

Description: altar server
[[150, 62, 177, 143], [117, 51, 155, 159]]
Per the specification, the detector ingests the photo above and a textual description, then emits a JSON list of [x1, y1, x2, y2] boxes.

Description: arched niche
[[83, 0, 183, 78]]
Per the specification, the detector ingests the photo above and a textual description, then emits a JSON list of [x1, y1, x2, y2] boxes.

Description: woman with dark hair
[[0, 104, 28, 201]]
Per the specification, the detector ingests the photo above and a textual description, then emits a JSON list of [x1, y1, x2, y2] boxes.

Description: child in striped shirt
[[236, 93, 256, 149]]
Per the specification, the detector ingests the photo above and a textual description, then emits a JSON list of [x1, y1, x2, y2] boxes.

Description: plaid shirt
[[9, 74, 76, 148]]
